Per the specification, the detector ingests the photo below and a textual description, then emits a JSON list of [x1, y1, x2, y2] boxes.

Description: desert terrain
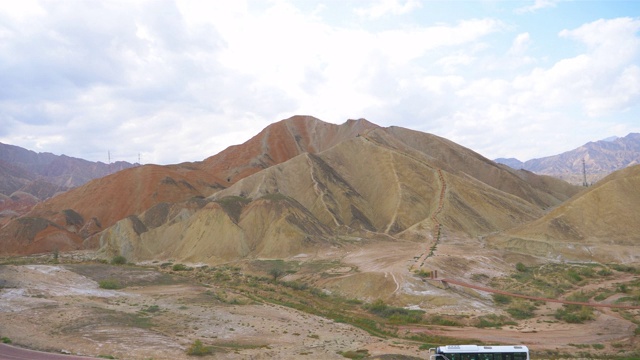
[[1, 232, 639, 360], [2, 117, 639, 359]]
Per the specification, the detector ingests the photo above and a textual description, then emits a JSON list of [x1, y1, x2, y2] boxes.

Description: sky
[[1, 0, 639, 165]]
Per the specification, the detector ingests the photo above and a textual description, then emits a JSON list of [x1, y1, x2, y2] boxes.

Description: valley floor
[[1, 248, 639, 360]]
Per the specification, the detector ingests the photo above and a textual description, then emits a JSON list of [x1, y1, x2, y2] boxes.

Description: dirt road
[[0, 344, 96, 360]]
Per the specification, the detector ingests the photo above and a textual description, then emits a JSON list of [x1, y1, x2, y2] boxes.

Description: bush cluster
[[186, 339, 212, 356], [363, 300, 424, 323], [98, 279, 121, 290], [111, 255, 127, 265]]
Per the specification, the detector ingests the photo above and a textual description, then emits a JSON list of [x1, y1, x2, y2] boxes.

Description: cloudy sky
[[1, 0, 639, 165]]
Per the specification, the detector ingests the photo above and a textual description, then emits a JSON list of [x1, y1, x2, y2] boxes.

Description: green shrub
[[592, 344, 605, 350], [111, 255, 127, 265], [172, 263, 189, 271], [492, 293, 512, 305], [515, 262, 527, 272], [99, 279, 121, 290], [597, 268, 613, 276], [1, 337, 11, 344], [339, 349, 369, 359], [611, 264, 637, 273], [363, 299, 424, 323], [507, 302, 537, 319], [186, 339, 211, 356], [555, 305, 594, 323], [565, 270, 583, 283]]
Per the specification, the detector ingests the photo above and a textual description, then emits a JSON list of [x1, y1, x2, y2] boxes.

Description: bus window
[[478, 354, 494, 360], [513, 353, 527, 360]]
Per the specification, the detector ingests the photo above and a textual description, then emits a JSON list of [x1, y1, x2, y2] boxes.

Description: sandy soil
[[0, 263, 426, 360], [1, 238, 639, 360]]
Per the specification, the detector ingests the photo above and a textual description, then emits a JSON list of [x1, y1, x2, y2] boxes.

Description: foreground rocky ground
[[0, 260, 424, 359], [1, 249, 639, 359]]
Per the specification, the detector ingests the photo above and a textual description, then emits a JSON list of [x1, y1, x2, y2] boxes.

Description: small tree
[[269, 267, 285, 282], [186, 339, 211, 356]]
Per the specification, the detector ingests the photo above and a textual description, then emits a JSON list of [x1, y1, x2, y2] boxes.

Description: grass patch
[[506, 300, 537, 319], [426, 315, 462, 327], [363, 299, 425, 324], [339, 349, 369, 359], [555, 305, 594, 323], [492, 293, 512, 305], [98, 279, 122, 290], [475, 314, 516, 328]]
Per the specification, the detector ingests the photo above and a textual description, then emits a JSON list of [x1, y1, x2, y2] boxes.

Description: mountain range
[[0, 142, 136, 225], [495, 133, 640, 185], [0, 116, 637, 270]]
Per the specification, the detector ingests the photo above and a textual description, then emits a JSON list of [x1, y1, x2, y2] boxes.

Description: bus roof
[[438, 345, 529, 353]]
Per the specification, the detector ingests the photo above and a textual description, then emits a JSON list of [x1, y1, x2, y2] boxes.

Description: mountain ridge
[[495, 132, 640, 184]]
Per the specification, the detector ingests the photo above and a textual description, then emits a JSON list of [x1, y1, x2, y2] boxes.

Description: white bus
[[429, 345, 529, 360]]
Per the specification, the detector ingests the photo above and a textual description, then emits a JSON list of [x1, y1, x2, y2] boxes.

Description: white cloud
[[515, 0, 560, 14], [508, 32, 530, 56], [0, 1, 639, 166], [355, 0, 422, 19]]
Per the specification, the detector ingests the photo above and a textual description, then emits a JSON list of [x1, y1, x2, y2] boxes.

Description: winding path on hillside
[[411, 168, 447, 270], [438, 278, 640, 310]]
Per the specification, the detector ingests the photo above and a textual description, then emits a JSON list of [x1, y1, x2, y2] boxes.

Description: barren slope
[[97, 134, 555, 265], [373, 127, 580, 208], [487, 164, 640, 262], [0, 116, 374, 256], [199, 115, 378, 184], [0, 164, 222, 255]]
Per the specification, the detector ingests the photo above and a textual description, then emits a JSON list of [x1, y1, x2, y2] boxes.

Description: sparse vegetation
[[111, 255, 127, 265], [186, 339, 212, 356], [141, 305, 160, 313], [99, 279, 122, 289], [492, 293, 512, 305], [475, 314, 516, 328], [555, 304, 594, 324], [338, 349, 369, 359], [268, 267, 286, 283], [1, 336, 11, 344], [506, 300, 537, 319], [172, 263, 190, 271], [363, 299, 424, 323]]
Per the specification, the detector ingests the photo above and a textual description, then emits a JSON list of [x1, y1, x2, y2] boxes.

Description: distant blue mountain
[[495, 133, 640, 184]]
